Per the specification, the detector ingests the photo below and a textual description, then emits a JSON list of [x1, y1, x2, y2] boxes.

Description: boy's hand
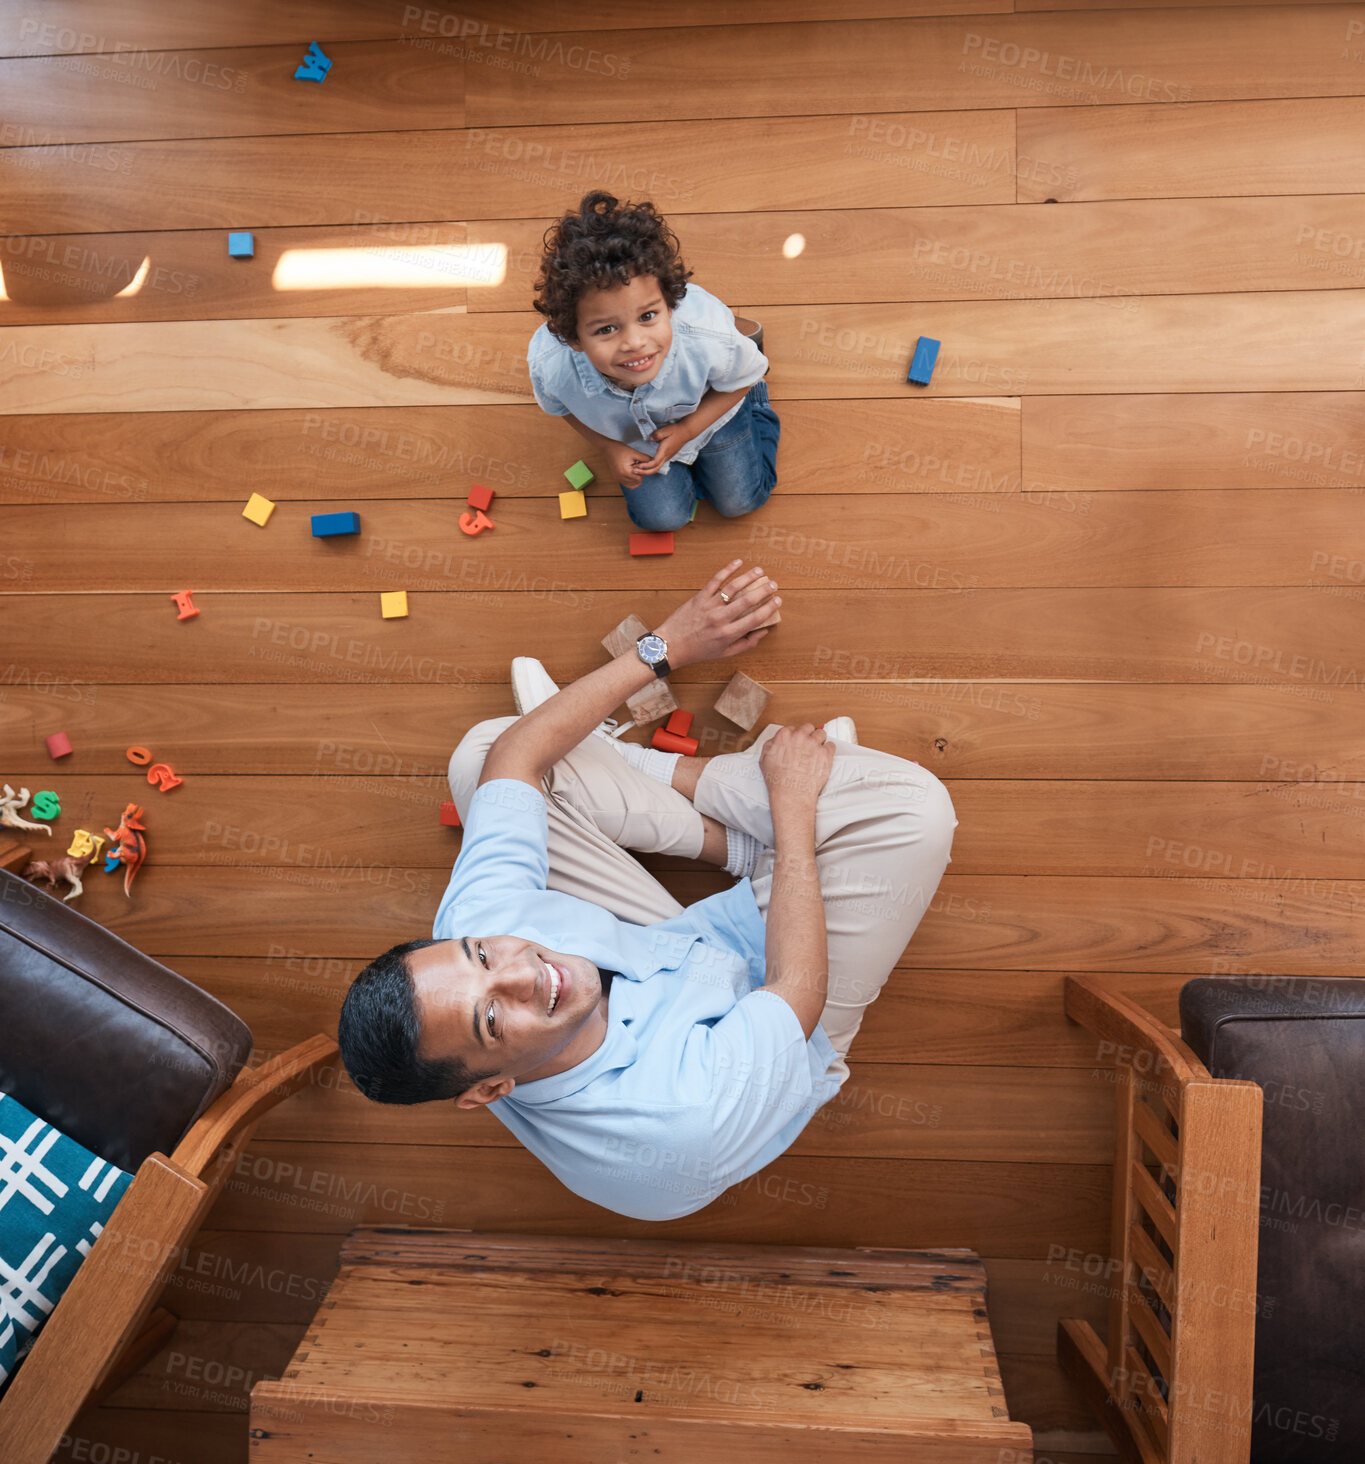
[[607, 440, 652, 489], [637, 421, 692, 476], [760, 725, 835, 813], [655, 560, 780, 667]]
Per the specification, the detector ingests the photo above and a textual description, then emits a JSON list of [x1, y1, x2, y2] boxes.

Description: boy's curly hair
[[533, 191, 692, 343]]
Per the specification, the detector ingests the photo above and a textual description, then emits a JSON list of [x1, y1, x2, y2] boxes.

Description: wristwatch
[[636, 632, 671, 679]]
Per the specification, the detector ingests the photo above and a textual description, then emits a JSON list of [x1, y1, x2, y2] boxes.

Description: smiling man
[[337, 562, 957, 1220]]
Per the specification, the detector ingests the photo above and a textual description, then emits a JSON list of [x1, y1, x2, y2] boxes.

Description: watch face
[[638, 634, 666, 664]]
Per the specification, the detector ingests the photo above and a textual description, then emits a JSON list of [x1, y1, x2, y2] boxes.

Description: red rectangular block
[[45, 731, 73, 759], [628, 531, 674, 557], [665, 710, 694, 737], [467, 483, 495, 512], [439, 801, 462, 827], [651, 728, 699, 756]]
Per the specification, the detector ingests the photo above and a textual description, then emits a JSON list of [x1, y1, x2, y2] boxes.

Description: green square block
[[564, 459, 594, 490]]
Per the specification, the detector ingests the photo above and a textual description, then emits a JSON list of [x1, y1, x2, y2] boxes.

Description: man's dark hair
[[338, 939, 499, 1105], [533, 189, 692, 343]]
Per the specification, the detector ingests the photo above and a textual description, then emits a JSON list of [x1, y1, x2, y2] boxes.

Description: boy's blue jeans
[[621, 380, 779, 532]]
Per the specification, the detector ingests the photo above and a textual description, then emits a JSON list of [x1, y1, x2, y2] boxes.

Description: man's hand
[[607, 439, 652, 489], [637, 420, 693, 476], [655, 560, 781, 667], [760, 724, 835, 813]]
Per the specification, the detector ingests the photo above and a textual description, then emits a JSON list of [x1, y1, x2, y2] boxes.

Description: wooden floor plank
[[0, 399, 1019, 502], [0, 222, 478, 325], [208, 1142, 1112, 1256], [470, 194, 1365, 313], [0, 110, 1015, 236], [769, 292, 1365, 399], [251, 1060, 1114, 1165], [0, 41, 463, 145], [7, 488, 1361, 590], [7, 681, 1360, 781], [0, 0, 1009, 58], [4, 588, 1359, 683], [0, 308, 524, 415], [1018, 95, 1365, 202], [49, 1408, 246, 1463], [1025, 392, 1365, 492], [6, 290, 1365, 413], [20, 774, 1365, 881], [19, 192, 1365, 326], [46, 864, 1365, 974], [0, 2, 417, 57], [465, 10, 1365, 125]]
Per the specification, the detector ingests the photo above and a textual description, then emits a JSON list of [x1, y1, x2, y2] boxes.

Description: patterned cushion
[[0, 1091, 132, 1392]]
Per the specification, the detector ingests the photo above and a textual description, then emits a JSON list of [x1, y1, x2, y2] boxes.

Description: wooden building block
[[601, 613, 650, 659], [908, 335, 940, 386], [564, 459, 594, 490], [439, 801, 462, 828], [227, 231, 254, 258], [0, 838, 33, 873], [629, 531, 674, 556], [665, 709, 694, 738], [242, 492, 275, 526], [625, 678, 678, 727], [380, 591, 408, 619], [715, 671, 770, 731], [311, 511, 361, 537], [558, 490, 586, 519], [466, 483, 495, 512], [45, 731, 73, 759]]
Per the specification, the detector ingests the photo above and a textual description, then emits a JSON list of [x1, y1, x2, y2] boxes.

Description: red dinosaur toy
[[104, 802, 147, 897], [23, 848, 96, 903]]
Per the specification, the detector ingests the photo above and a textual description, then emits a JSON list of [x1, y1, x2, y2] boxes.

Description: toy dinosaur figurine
[[1, 785, 53, 836], [103, 802, 147, 897], [23, 848, 96, 903]]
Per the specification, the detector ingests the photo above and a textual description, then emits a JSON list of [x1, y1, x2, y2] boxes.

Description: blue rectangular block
[[908, 336, 940, 386], [311, 511, 361, 537], [227, 232, 254, 258]]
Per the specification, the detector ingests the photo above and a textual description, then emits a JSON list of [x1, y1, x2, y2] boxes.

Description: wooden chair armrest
[[1064, 974, 1209, 1096], [0, 1155, 206, 1464], [170, 1032, 338, 1180]]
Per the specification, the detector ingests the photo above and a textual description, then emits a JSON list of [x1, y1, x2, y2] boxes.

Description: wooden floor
[[3, 1, 1363, 1459]]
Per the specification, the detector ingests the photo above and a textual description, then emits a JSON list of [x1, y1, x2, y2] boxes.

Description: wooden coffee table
[[249, 1228, 1032, 1463]]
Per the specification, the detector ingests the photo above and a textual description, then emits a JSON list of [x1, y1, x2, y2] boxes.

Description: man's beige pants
[[448, 720, 957, 1086]]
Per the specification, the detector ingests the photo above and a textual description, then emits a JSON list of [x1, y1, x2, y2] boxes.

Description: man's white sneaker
[[511, 656, 559, 715], [511, 657, 633, 741], [821, 717, 859, 744]]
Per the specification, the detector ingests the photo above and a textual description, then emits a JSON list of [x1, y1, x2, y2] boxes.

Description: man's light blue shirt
[[526, 282, 768, 475], [432, 779, 840, 1221]]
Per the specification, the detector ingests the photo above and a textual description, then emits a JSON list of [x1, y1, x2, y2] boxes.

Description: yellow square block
[[558, 490, 587, 519], [242, 492, 275, 526], [380, 591, 409, 619]]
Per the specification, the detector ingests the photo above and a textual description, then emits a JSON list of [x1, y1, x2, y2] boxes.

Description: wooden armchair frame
[[1057, 976, 1262, 1464], [0, 1032, 339, 1464]]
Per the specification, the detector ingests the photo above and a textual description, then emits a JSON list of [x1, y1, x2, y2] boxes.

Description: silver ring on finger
[[719, 592, 730, 604]]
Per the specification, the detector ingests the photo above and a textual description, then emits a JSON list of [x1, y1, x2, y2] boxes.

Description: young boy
[[527, 190, 779, 533]]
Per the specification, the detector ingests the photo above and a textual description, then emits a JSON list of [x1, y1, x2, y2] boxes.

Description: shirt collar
[[498, 1019, 638, 1105]]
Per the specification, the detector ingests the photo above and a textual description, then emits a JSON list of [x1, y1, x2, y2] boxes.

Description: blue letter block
[[227, 232, 254, 258], [311, 511, 361, 537], [908, 336, 940, 386]]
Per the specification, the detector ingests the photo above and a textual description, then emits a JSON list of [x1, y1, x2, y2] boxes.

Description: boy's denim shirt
[[526, 283, 768, 475]]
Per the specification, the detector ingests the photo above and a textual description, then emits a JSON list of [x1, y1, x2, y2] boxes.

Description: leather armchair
[[0, 868, 338, 1464]]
